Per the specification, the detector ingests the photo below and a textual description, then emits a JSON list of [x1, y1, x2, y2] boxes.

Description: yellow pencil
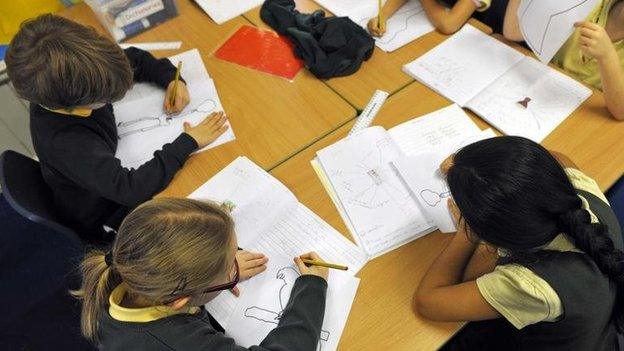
[[169, 61, 182, 107], [302, 259, 349, 271], [378, 0, 384, 31]]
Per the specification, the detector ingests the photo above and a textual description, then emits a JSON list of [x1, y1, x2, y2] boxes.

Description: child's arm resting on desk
[[421, 0, 481, 35], [50, 125, 198, 208], [576, 21, 624, 121], [415, 200, 501, 322]]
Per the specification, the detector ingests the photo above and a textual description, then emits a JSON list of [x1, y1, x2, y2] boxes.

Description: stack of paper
[[188, 156, 366, 351], [313, 104, 493, 258], [403, 25, 592, 142], [314, 0, 434, 52], [113, 49, 235, 169]]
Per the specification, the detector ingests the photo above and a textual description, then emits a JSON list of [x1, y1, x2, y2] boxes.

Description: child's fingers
[[243, 257, 269, 269], [240, 251, 266, 260], [183, 121, 191, 131], [243, 265, 267, 277], [294, 256, 307, 272], [230, 286, 240, 297]]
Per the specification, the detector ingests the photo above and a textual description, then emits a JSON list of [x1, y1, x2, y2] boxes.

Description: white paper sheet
[[392, 129, 497, 232], [388, 104, 481, 155], [188, 156, 298, 248], [518, 0, 600, 63], [194, 0, 263, 24], [403, 25, 525, 106], [315, 0, 433, 52], [316, 127, 433, 258], [227, 255, 360, 351], [114, 49, 235, 169], [465, 57, 592, 142], [191, 157, 368, 332]]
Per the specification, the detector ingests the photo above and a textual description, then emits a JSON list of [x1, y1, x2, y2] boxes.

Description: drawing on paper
[[116, 99, 217, 139], [420, 189, 452, 207], [328, 143, 413, 213], [519, 0, 592, 55], [378, 5, 427, 44], [517, 97, 532, 109], [243, 266, 330, 350]]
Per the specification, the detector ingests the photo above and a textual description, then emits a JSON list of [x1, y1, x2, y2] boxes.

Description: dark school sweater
[[97, 275, 328, 351], [29, 47, 197, 239]]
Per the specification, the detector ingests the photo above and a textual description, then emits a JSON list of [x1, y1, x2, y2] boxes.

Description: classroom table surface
[[60, 0, 356, 197], [244, 0, 492, 110], [269, 72, 624, 349]]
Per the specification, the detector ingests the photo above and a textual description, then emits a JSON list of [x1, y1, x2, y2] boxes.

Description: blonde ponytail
[[72, 250, 119, 341], [73, 198, 234, 342]]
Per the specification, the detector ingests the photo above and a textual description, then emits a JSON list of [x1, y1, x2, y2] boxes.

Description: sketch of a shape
[[517, 97, 532, 109], [519, 0, 598, 62], [244, 266, 330, 350], [116, 98, 218, 140], [420, 189, 451, 207]]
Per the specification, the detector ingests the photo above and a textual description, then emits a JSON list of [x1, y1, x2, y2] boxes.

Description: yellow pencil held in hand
[[302, 259, 349, 271], [377, 0, 385, 31], [169, 61, 183, 106]]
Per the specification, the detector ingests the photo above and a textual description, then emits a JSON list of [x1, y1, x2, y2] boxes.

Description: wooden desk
[[269, 72, 623, 349], [244, 0, 492, 110], [60, 1, 356, 197], [269, 84, 487, 351]]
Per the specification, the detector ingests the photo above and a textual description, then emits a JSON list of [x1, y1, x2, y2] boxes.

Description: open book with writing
[[313, 105, 490, 258], [403, 25, 592, 142]]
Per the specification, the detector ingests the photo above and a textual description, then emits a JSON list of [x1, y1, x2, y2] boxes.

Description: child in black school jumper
[[5, 15, 229, 241], [73, 198, 328, 350], [415, 137, 623, 351], [368, 0, 511, 36]]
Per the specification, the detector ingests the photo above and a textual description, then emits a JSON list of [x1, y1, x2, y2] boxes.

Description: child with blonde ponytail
[[73, 198, 329, 350]]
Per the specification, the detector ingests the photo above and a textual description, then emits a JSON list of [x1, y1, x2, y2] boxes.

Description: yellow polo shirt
[[108, 283, 199, 323], [552, 0, 624, 90], [476, 168, 609, 329]]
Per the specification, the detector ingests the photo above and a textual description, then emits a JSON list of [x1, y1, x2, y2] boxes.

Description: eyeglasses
[[164, 259, 239, 304], [201, 259, 240, 294]]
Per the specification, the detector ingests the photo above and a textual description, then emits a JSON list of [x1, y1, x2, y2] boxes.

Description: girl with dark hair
[[415, 136, 623, 350]]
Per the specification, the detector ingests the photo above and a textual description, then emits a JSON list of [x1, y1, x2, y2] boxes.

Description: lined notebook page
[[403, 25, 524, 106], [388, 104, 481, 155], [189, 156, 297, 249]]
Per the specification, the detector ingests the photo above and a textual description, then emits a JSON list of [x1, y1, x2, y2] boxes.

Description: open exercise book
[[188, 156, 366, 351], [403, 25, 592, 142], [113, 48, 235, 169], [313, 104, 494, 258], [314, 0, 434, 52]]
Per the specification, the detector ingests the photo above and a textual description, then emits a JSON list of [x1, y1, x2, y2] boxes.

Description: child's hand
[[236, 250, 269, 281], [294, 252, 329, 282], [164, 80, 190, 115], [183, 111, 229, 148], [367, 17, 386, 37], [575, 21, 617, 62], [230, 250, 268, 297]]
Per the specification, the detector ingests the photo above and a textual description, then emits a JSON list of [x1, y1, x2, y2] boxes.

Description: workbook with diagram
[[403, 25, 592, 142], [188, 156, 364, 351], [313, 104, 492, 258]]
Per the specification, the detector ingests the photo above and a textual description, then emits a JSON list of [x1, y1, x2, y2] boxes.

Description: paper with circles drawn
[[114, 49, 235, 169]]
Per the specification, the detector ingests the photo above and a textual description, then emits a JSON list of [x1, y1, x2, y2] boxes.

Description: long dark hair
[[447, 136, 623, 330]]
